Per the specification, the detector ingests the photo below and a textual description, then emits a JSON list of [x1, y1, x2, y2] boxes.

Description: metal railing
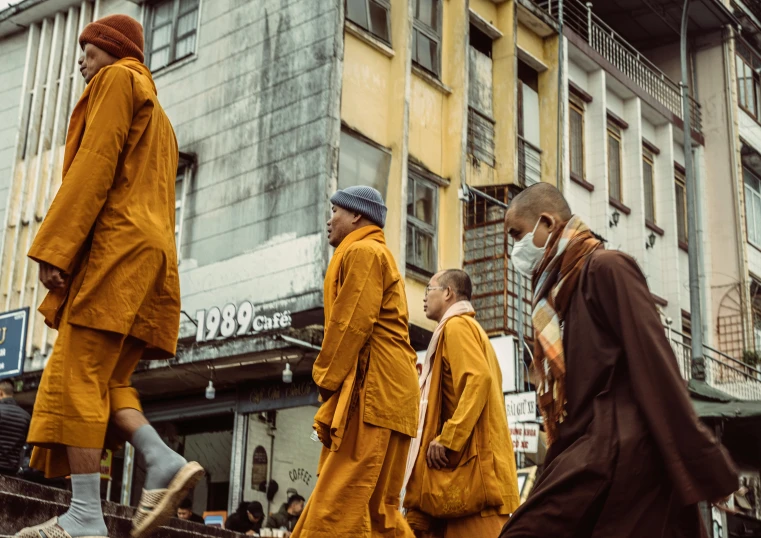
[[518, 135, 542, 187], [535, 0, 702, 132], [666, 326, 761, 401]]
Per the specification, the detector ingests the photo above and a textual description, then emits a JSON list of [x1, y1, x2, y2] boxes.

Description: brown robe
[[501, 250, 738, 538]]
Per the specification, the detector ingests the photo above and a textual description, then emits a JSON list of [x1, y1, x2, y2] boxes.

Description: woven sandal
[[14, 517, 107, 538], [131, 461, 205, 538]]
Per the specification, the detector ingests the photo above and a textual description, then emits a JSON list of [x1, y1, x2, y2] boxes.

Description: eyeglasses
[[424, 285, 447, 298]]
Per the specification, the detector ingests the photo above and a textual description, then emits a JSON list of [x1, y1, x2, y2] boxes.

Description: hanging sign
[[511, 423, 539, 453], [100, 450, 113, 480], [195, 302, 292, 343], [505, 391, 537, 423], [0, 308, 29, 380]]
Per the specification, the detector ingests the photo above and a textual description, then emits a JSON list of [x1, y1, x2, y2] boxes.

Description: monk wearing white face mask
[[500, 183, 737, 538]]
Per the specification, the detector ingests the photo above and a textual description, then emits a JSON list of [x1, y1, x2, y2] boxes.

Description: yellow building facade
[[340, 0, 560, 333]]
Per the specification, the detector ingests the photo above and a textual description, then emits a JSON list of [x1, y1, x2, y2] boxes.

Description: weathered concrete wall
[[0, 31, 27, 250], [0, 0, 342, 367]]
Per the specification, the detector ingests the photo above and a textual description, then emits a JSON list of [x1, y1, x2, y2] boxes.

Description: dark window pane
[[177, 10, 197, 37], [154, 1, 173, 24], [406, 224, 415, 264], [569, 107, 583, 177], [608, 133, 621, 201], [407, 180, 414, 216], [150, 48, 170, 71], [414, 229, 435, 273], [180, 0, 198, 11], [413, 181, 435, 224], [338, 131, 391, 197], [415, 31, 437, 74], [643, 158, 654, 223], [151, 23, 172, 50], [416, 0, 437, 29], [676, 180, 687, 243], [738, 56, 747, 109], [347, 0, 369, 29], [369, 1, 390, 43]]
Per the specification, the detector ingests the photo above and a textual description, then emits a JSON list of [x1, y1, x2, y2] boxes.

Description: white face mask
[[511, 218, 552, 278]]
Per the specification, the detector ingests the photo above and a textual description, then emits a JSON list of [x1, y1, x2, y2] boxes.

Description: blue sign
[[0, 308, 29, 380]]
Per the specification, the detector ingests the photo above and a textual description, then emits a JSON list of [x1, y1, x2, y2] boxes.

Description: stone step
[[0, 475, 239, 538]]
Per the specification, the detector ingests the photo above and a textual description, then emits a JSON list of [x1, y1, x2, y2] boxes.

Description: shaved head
[[438, 269, 472, 301], [508, 183, 572, 223]]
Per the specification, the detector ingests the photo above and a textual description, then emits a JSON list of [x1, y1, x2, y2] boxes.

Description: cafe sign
[[0, 308, 29, 380], [195, 301, 292, 343]]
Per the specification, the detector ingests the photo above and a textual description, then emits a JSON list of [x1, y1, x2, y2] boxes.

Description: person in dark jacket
[[266, 495, 304, 532], [0, 381, 30, 475], [226, 501, 264, 535], [176, 497, 205, 525]]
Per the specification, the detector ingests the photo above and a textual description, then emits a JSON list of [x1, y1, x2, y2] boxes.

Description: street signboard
[[505, 391, 537, 423], [0, 308, 29, 380], [511, 422, 539, 453]]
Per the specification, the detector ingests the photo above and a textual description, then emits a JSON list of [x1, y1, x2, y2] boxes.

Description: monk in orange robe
[[15, 15, 202, 538], [403, 269, 520, 537], [292, 186, 419, 538]]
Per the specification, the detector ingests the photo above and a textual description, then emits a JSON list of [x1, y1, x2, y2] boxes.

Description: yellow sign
[[100, 450, 112, 480]]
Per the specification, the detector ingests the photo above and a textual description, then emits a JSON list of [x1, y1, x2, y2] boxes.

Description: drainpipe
[[556, 0, 565, 192], [680, 0, 711, 532], [680, 0, 705, 381]]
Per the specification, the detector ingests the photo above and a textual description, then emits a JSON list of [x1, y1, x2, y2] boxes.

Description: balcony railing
[[667, 327, 761, 401], [518, 135, 542, 187], [535, 0, 702, 133]]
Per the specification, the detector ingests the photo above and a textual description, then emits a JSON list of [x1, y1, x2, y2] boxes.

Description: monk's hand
[[426, 439, 449, 469], [39, 262, 66, 290]]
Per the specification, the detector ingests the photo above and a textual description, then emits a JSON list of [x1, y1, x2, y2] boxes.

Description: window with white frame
[[175, 155, 193, 258], [643, 149, 655, 224], [406, 166, 439, 275], [569, 99, 585, 180], [412, 0, 441, 77], [745, 167, 761, 246], [736, 40, 761, 120], [346, 0, 391, 44], [145, 0, 200, 72], [338, 129, 391, 197], [607, 121, 623, 202]]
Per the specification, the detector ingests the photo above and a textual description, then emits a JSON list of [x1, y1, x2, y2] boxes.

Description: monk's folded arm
[[437, 319, 492, 452], [588, 252, 738, 505], [313, 246, 384, 392], [28, 66, 134, 273]]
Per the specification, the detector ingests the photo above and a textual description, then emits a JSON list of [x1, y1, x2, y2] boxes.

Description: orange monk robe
[[404, 313, 520, 538], [27, 58, 180, 360], [292, 226, 419, 538]]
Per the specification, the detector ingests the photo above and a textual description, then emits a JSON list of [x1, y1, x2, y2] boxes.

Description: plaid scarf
[[531, 216, 603, 445]]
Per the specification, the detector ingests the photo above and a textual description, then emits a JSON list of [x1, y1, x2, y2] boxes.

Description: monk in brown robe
[[15, 15, 203, 538], [500, 183, 738, 537], [403, 269, 520, 537], [292, 186, 418, 538]]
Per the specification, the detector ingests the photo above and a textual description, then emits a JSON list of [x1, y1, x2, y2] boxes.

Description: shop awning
[[689, 380, 761, 466]]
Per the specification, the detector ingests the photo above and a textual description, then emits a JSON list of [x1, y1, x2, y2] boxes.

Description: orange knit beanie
[[79, 14, 144, 63]]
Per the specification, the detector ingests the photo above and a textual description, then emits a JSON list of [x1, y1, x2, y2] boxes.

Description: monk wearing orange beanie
[[15, 14, 203, 538]]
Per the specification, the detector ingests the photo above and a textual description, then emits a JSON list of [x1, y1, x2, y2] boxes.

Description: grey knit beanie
[[330, 186, 387, 228]]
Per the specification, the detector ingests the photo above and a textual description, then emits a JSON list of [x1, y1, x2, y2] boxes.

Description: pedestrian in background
[[500, 183, 738, 537], [0, 380, 30, 476], [403, 269, 520, 537], [266, 495, 304, 533], [226, 501, 265, 535], [176, 497, 205, 525]]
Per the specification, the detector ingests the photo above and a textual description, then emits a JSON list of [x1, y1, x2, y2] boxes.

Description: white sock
[[57, 473, 108, 537]]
